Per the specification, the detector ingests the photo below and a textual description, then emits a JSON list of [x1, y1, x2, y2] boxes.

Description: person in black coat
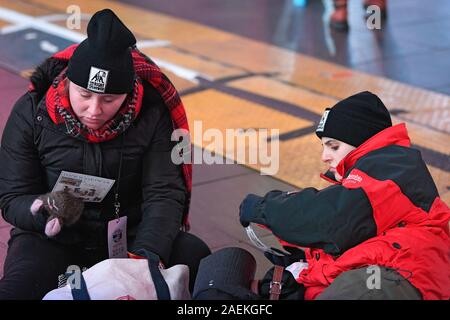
[[0, 9, 209, 299]]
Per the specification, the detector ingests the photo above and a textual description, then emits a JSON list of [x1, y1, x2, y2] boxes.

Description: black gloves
[[239, 194, 264, 227]]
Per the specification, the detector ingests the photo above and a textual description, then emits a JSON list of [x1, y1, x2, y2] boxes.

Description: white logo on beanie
[[87, 66, 109, 93], [316, 110, 330, 132]]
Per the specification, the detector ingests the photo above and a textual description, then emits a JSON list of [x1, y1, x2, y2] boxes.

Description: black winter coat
[[0, 60, 187, 264]]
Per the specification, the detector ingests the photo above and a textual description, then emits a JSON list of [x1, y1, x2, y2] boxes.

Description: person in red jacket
[[240, 91, 450, 299]]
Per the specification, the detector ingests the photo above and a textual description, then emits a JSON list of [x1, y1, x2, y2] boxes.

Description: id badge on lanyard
[[107, 216, 127, 258], [107, 148, 128, 258], [108, 192, 128, 259]]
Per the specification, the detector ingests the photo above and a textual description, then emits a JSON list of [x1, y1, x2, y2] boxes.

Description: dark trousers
[[0, 229, 210, 300]]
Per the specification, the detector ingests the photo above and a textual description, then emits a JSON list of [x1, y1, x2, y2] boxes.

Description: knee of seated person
[[173, 231, 211, 256]]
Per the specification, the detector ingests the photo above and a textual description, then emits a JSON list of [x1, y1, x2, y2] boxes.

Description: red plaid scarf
[[40, 45, 192, 229], [46, 69, 144, 143]]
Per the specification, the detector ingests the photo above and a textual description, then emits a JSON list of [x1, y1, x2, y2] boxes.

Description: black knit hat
[[316, 91, 392, 147], [67, 9, 136, 94]]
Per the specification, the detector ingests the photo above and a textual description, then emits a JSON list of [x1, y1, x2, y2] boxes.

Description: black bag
[[255, 265, 305, 300], [254, 246, 306, 300], [192, 246, 305, 300], [193, 247, 259, 300]]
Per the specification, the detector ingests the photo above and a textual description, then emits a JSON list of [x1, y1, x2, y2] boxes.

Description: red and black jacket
[[244, 124, 450, 299]]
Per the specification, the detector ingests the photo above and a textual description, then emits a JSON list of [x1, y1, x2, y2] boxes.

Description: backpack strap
[[134, 249, 171, 300], [146, 252, 171, 300], [69, 272, 91, 300]]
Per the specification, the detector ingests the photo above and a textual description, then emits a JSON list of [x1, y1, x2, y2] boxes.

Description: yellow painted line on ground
[[229, 76, 449, 153], [183, 89, 312, 134], [28, 0, 242, 47], [141, 47, 245, 82], [276, 64, 450, 132], [229, 76, 337, 115], [280, 62, 450, 116], [182, 89, 311, 172]]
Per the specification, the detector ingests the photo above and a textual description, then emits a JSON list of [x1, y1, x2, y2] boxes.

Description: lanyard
[[114, 136, 124, 220]]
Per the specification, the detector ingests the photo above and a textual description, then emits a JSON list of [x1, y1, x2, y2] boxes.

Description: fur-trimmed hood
[[29, 57, 68, 100]]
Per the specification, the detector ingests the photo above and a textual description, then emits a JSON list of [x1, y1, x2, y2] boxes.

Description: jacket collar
[[336, 123, 411, 177], [320, 124, 410, 182], [320, 171, 340, 185]]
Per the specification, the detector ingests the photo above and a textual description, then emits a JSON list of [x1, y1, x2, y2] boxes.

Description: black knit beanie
[[67, 9, 136, 94], [316, 91, 392, 147]]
